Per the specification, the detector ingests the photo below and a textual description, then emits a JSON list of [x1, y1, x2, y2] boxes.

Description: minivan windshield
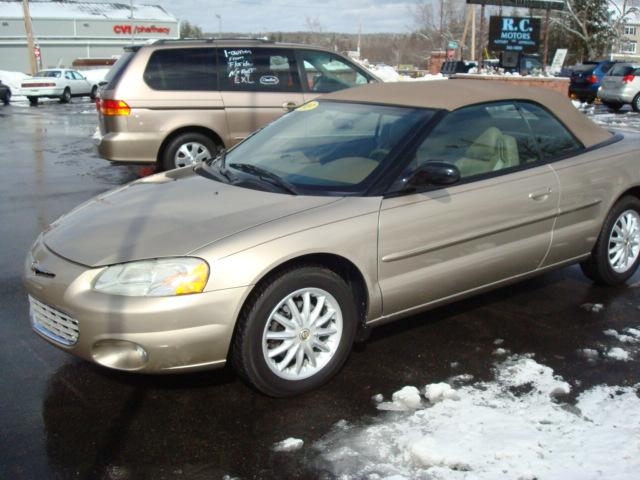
[[203, 101, 434, 195]]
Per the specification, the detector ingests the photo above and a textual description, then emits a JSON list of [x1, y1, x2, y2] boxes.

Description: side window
[[72, 71, 85, 80], [408, 102, 539, 180], [65, 71, 74, 80], [143, 48, 217, 91], [218, 48, 300, 92], [517, 102, 583, 160], [299, 50, 370, 93]]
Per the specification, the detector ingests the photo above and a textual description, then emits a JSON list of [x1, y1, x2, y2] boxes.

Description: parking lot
[[1, 99, 640, 479]]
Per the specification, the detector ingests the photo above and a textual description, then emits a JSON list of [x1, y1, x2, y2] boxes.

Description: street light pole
[[21, 0, 37, 74], [216, 14, 221, 38]]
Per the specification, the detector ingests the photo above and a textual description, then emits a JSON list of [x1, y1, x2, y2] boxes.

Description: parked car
[[569, 60, 616, 103], [499, 52, 543, 76], [0, 80, 10, 105], [598, 62, 640, 111], [21, 68, 99, 106], [95, 38, 378, 171], [24, 80, 639, 396]]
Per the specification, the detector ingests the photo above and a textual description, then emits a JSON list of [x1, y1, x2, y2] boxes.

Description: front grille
[[29, 296, 79, 346]]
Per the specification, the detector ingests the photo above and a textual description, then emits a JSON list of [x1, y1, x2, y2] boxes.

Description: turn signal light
[[100, 99, 131, 116], [623, 74, 635, 84]]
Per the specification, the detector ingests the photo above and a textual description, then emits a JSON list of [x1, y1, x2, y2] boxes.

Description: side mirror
[[407, 162, 460, 188]]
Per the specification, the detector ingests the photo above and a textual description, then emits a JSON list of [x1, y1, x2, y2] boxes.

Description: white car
[[21, 68, 98, 106]]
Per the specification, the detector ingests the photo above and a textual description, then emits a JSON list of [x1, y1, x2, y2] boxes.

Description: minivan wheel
[[602, 101, 623, 112], [161, 132, 218, 170], [89, 85, 98, 100], [632, 94, 640, 113], [231, 265, 357, 397], [580, 196, 640, 285], [60, 88, 71, 104], [28, 96, 38, 106]]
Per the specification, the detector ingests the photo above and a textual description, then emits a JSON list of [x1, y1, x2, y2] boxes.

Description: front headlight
[[94, 258, 209, 297]]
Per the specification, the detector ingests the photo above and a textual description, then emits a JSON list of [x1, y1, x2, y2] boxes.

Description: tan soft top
[[322, 79, 612, 148]]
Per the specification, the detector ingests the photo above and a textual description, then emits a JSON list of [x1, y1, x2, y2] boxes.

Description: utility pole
[[440, 0, 444, 50], [471, 4, 476, 62], [478, 3, 485, 66], [21, 0, 37, 74]]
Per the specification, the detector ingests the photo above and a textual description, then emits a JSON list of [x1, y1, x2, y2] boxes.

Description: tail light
[[99, 99, 131, 116], [623, 74, 635, 84], [21, 82, 56, 88], [587, 74, 598, 84]]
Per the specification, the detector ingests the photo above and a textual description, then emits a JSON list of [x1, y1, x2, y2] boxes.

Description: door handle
[[282, 101, 298, 111], [529, 187, 552, 201]]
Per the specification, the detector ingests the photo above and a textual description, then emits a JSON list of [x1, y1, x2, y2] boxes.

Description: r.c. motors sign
[[489, 16, 541, 52]]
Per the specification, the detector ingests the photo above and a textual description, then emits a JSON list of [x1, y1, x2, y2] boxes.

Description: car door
[[63, 70, 76, 94], [72, 70, 91, 95], [296, 49, 374, 102], [378, 102, 560, 316], [217, 47, 305, 146], [516, 101, 609, 266]]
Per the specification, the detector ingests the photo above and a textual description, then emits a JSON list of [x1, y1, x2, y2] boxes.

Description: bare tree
[[412, 0, 466, 51]]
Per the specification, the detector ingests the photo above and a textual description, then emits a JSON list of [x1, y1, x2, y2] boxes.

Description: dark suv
[[569, 61, 616, 103]]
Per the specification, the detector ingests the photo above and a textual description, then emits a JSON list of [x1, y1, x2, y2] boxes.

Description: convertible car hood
[[43, 168, 338, 267]]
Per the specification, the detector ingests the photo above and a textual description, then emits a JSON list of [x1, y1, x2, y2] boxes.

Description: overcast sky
[[153, 0, 423, 34]]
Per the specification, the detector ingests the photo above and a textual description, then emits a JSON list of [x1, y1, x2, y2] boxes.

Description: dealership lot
[[1, 100, 640, 479]]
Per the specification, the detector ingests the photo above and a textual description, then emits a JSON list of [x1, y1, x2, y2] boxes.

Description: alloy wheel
[[261, 288, 343, 381], [608, 209, 640, 273]]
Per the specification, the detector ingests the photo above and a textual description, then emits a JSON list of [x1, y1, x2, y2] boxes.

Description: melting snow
[[316, 355, 640, 479], [607, 347, 632, 361], [272, 437, 304, 452], [581, 303, 604, 313], [378, 386, 422, 411]]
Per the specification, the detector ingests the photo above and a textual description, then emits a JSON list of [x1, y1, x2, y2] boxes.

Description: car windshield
[[572, 63, 598, 72], [205, 101, 434, 195], [35, 70, 61, 78]]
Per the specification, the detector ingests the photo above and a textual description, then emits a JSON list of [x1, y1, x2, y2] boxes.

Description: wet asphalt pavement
[[1, 99, 639, 480]]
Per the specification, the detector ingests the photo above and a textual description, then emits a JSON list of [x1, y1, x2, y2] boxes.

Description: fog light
[[91, 340, 148, 371]]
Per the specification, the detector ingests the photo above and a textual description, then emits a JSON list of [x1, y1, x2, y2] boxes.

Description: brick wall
[[452, 74, 569, 96]]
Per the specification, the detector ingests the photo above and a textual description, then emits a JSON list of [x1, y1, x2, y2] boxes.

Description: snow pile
[[81, 68, 110, 85], [316, 355, 640, 479], [377, 386, 422, 411], [368, 64, 402, 82], [272, 437, 304, 452], [0, 69, 29, 94], [581, 302, 604, 312], [607, 347, 631, 361], [424, 383, 459, 403]]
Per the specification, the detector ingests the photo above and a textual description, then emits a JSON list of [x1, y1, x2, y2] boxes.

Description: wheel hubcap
[[262, 288, 343, 381], [174, 142, 212, 168], [608, 209, 640, 273]]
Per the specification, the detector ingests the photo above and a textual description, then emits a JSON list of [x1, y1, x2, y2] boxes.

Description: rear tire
[[632, 94, 640, 113], [602, 101, 623, 112], [231, 265, 358, 397], [89, 85, 98, 100], [60, 88, 71, 104], [580, 196, 640, 285], [2, 90, 10, 105], [28, 96, 38, 106], [160, 132, 219, 171]]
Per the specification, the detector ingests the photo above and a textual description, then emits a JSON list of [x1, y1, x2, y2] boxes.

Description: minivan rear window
[[104, 51, 135, 89], [144, 48, 217, 91], [609, 64, 635, 76]]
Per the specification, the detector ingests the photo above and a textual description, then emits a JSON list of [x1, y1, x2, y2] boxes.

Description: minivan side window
[[299, 50, 371, 93], [218, 48, 300, 92], [144, 48, 217, 91], [517, 102, 583, 160]]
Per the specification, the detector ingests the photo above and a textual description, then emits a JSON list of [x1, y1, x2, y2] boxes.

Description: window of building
[[624, 25, 637, 36], [621, 41, 637, 54]]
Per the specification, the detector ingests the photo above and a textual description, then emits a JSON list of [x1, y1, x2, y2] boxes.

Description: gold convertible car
[[24, 80, 640, 396]]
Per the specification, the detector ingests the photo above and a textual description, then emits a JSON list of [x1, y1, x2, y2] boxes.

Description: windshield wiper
[[228, 163, 298, 195], [200, 149, 232, 182]]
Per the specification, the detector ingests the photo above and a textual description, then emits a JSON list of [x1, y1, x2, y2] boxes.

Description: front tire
[[28, 96, 38, 106], [60, 88, 71, 104], [580, 196, 640, 285], [2, 90, 10, 105], [89, 85, 98, 100], [161, 132, 218, 170], [231, 265, 358, 397], [602, 101, 623, 112], [632, 94, 640, 113]]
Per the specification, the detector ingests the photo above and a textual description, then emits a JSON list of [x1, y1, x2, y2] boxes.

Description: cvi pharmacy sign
[[488, 16, 541, 52]]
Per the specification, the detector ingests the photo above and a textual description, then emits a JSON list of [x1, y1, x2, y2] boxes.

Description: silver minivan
[[598, 62, 640, 111]]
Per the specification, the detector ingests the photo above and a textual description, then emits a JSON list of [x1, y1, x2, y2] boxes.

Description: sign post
[[549, 48, 568, 75], [489, 16, 541, 53]]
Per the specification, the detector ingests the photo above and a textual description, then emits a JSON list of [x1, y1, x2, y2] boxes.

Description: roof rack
[[153, 37, 274, 45]]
